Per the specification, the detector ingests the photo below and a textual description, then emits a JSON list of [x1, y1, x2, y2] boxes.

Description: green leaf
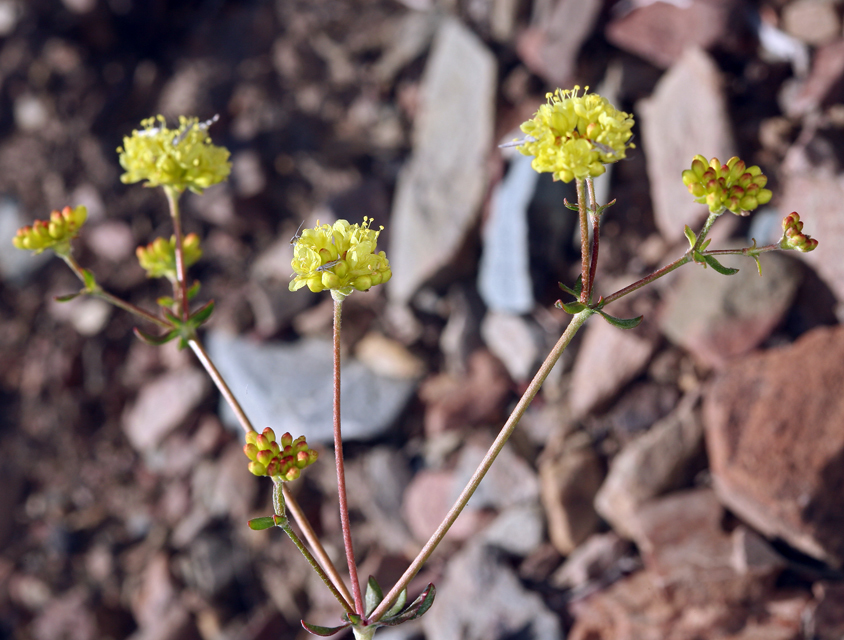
[[563, 198, 579, 212], [81, 268, 97, 291], [700, 238, 712, 251], [558, 282, 577, 297], [189, 299, 215, 326], [597, 309, 644, 330], [187, 280, 201, 300], [156, 296, 176, 308], [133, 327, 178, 346], [572, 274, 582, 296], [702, 254, 739, 275], [683, 225, 696, 249], [365, 576, 384, 617], [556, 300, 586, 314], [54, 291, 83, 303], [383, 589, 407, 619], [300, 621, 351, 637], [595, 198, 617, 215], [753, 255, 762, 276], [380, 584, 436, 626], [247, 516, 277, 531]]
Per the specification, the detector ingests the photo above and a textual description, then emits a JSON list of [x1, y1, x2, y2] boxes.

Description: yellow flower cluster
[[518, 87, 635, 183], [289, 218, 392, 298], [244, 428, 319, 481], [682, 155, 773, 215], [118, 115, 231, 194], [136, 233, 202, 281], [12, 205, 87, 255], [781, 212, 818, 252]]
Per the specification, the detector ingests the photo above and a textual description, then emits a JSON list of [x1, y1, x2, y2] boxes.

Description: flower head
[[12, 205, 87, 255], [118, 115, 231, 194], [289, 217, 392, 300], [243, 428, 319, 481], [136, 233, 202, 281], [781, 212, 818, 252], [517, 86, 635, 183], [682, 155, 772, 216]]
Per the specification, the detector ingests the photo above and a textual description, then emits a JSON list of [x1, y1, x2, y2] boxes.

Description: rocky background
[[1, 0, 844, 639]]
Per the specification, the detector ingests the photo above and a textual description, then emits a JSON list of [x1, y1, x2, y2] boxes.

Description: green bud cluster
[[12, 205, 87, 255], [682, 155, 772, 215], [243, 427, 318, 481], [136, 233, 202, 281], [781, 212, 818, 252]]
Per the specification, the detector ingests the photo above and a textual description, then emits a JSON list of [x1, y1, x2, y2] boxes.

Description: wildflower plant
[[12, 90, 819, 640]]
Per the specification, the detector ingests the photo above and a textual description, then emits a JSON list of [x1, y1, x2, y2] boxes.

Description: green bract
[[682, 155, 772, 216]]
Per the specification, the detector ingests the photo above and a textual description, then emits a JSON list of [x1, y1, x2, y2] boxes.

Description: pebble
[[480, 311, 543, 382]]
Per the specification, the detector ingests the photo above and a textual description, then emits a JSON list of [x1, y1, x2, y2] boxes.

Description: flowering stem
[[705, 243, 781, 257], [187, 335, 353, 605], [693, 210, 721, 252], [164, 186, 190, 321], [59, 253, 173, 330], [332, 298, 364, 615], [585, 178, 600, 304], [273, 480, 356, 616], [600, 254, 691, 306], [368, 308, 594, 623], [576, 178, 590, 304]]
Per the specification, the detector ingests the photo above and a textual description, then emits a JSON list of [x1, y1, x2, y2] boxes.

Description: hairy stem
[[368, 309, 594, 623], [576, 178, 590, 304], [164, 186, 190, 321], [333, 298, 364, 615], [585, 177, 600, 304], [273, 480, 356, 616], [600, 254, 691, 306]]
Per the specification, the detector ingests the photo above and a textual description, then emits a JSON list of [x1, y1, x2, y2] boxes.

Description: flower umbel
[[12, 205, 87, 255], [118, 115, 231, 194], [517, 86, 635, 183], [289, 217, 392, 299], [244, 428, 319, 481], [682, 155, 773, 216], [781, 212, 818, 252], [136, 234, 202, 281]]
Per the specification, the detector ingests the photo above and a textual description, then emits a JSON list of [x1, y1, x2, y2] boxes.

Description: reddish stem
[[586, 178, 600, 304], [576, 179, 590, 304]]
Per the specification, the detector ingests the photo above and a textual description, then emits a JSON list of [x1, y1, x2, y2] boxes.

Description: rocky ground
[[1, 0, 844, 639]]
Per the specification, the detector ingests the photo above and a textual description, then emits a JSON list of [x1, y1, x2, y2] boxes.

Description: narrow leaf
[[702, 254, 739, 275], [383, 588, 407, 620], [563, 198, 579, 212], [597, 310, 644, 330], [189, 299, 215, 326], [753, 255, 762, 276], [700, 238, 712, 251], [156, 296, 176, 308], [683, 225, 696, 249], [247, 516, 276, 531], [54, 291, 83, 303], [365, 576, 384, 617], [381, 584, 436, 626], [300, 621, 350, 637], [558, 282, 577, 297], [82, 268, 97, 291], [133, 327, 178, 346], [187, 280, 201, 300], [573, 274, 583, 296], [596, 198, 617, 215], [556, 300, 586, 314]]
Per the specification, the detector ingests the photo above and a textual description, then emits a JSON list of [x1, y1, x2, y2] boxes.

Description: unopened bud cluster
[[136, 234, 202, 280], [12, 205, 87, 255], [244, 427, 318, 481], [682, 156, 772, 215], [781, 212, 818, 252]]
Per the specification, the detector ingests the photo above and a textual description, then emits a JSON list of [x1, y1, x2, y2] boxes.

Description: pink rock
[[787, 40, 844, 117], [606, 0, 742, 70], [782, 1, 841, 47], [704, 325, 844, 568]]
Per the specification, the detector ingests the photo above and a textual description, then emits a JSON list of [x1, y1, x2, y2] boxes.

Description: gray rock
[[595, 392, 704, 540], [481, 504, 545, 556], [451, 438, 540, 510], [478, 152, 536, 314], [122, 367, 209, 453], [422, 541, 563, 640], [388, 17, 496, 304], [782, 0, 840, 46], [638, 47, 736, 241], [481, 311, 544, 382], [658, 247, 802, 368], [550, 532, 630, 590], [0, 197, 50, 282], [206, 332, 419, 443]]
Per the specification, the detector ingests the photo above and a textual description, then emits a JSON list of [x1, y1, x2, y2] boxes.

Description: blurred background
[[1, 0, 843, 638]]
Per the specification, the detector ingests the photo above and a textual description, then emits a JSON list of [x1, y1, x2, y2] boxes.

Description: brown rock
[[638, 47, 736, 242], [810, 582, 844, 640], [539, 432, 604, 554], [704, 325, 844, 567], [787, 39, 844, 117], [782, 0, 841, 47], [568, 318, 656, 418], [401, 469, 489, 543], [606, 0, 743, 70]]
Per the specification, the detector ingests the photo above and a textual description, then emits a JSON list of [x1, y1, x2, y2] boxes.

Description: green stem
[[693, 210, 721, 253], [188, 336, 354, 605], [332, 298, 364, 615], [368, 309, 594, 624], [60, 254, 172, 330], [600, 254, 691, 306], [704, 243, 781, 256], [576, 178, 590, 304], [273, 480, 356, 616], [164, 186, 190, 321]]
